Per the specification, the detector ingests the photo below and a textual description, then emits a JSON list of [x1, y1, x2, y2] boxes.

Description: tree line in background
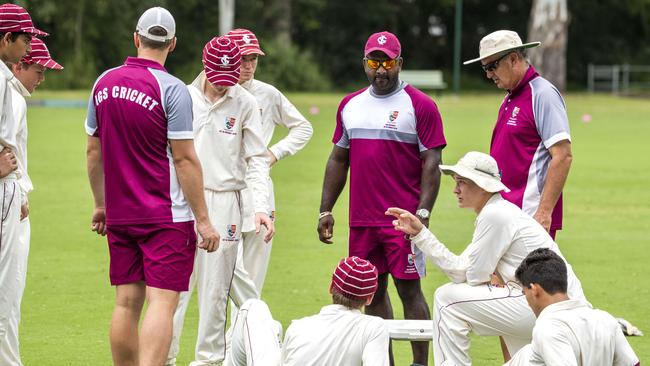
[[15, 0, 650, 91]]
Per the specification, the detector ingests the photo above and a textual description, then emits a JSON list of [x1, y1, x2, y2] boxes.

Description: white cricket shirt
[[8, 77, 32, 201], [281, 304, 389, 366], [0, 61, 19, 180], [410, 194, 585, 301], [239, 78, 313, 229], [188, 72, 269, 213], [529, 299, 639, 366]]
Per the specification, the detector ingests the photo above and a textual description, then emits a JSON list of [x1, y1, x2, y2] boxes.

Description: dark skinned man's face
[[363, 50, 402, 95]]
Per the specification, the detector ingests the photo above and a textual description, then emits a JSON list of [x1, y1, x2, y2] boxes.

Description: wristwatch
[[415, 208, 430, 220]]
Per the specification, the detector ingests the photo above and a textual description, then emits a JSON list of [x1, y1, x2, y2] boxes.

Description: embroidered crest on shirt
[[219, 117, 238, 135], [224, 224, 239, 242], [507, 106, 520, 126], [384, 110, 399, 130], [405, 253, 417, 274]]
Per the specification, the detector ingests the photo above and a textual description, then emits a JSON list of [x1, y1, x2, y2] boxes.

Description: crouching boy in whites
[[387, 151, 586, 366], [506, 248, 639, 366], [225, 256, 389, 366]]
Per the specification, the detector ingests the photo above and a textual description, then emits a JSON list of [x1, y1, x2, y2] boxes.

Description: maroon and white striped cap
[[0, 4, 48, 37], [21, 38, 62, 70], [331, 256, 379, 301], [202, 36, 241, 86], [226, 28, 265, 56]]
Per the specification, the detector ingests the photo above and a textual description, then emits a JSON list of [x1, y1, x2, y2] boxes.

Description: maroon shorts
[[107, 221, 197, 291], [349, 226, 425, 280]]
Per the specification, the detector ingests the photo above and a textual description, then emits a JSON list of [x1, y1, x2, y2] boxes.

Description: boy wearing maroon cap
[[0, 38, 62, 366], [86, 7, 219, 366], [224, 257, 389, 366], [318, 31, 446, 366], [281, 256, 389, 366], [167, 36, 274, 366], [224, 28, 313, 319], [0, 4, 47, 363]]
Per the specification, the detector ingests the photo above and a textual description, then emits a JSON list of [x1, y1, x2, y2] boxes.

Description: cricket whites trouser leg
[[0, 179, 23, 364], [225, 241, 260, 357], [0, 217, 30, 366], [224, 299, 282, 366], [192, 190, 242, 366], [432, 282, 535, 366], [167, 255, 199, 365], [228, 179, 274, 322]]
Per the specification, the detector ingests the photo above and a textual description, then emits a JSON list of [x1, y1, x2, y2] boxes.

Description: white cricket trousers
[[168, 190, 242, 366], [0, 179, 24, 366], [228, 180, 274, 319], [433, 282, 535, 366], [224, 299, 281, 366]]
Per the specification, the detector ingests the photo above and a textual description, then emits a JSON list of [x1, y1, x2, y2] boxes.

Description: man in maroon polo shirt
[[85, 7, 219, 365], [464, 30, 572, 240]]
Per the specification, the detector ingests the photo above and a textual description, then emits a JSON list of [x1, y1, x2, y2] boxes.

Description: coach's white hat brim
[[439, 152, 510, 193], [463, 30, 540, 65]]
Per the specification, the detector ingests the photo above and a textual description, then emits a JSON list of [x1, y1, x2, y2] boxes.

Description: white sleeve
[[0, 78, 18, 150], [268, 92, 313, 160], [361, 320, 390, 366], [464, 208, 515, 285], [613, 324, 640, 366], [242, 99, 270, 214], [410, 228, 470, 283]]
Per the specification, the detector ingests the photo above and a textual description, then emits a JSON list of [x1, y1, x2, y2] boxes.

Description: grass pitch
[[20, 91, 649, 365]]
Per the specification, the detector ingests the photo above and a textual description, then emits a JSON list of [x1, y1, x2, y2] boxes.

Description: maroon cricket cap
[[331, 256, 379, 301], [364, 31, 401, 59], [226, 28, 265, 56], [21, 38, 62, 69], [0, 4, 48, 37], [202, 36, 241, 86]]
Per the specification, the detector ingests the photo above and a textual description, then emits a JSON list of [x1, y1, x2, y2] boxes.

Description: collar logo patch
[[377, 35, 387, 45], [384, 110, 399, 130]]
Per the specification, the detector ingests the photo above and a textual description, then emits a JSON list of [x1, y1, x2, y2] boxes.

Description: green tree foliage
[[18, 0, 650, 91]]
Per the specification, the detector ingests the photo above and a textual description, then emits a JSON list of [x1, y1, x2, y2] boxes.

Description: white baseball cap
[[439, 151, 510, 193], [463, 30, 540, 65], [136, 7, 176, 42]]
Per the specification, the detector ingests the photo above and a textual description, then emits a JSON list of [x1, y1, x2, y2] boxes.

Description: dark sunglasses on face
[[481, 52, 511, 72], [365, 58, 398, 70]]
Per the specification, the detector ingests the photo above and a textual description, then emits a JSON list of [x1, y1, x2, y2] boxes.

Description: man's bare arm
[[417, 147, 443, 226], [534, 140, 572, 231], [86, 136, 106, 235], [317, 145, 349, 244]]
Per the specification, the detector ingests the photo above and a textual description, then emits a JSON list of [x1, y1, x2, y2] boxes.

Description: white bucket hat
[[463, 30, 540, 65], [439, 152, 510, 193]]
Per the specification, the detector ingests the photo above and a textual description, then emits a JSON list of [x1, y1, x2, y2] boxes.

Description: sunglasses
[[481, 52, 511, 72], [365, 58, 398, 70]]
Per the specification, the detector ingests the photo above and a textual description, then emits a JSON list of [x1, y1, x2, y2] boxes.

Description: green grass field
[[19, 91, 649, 365]]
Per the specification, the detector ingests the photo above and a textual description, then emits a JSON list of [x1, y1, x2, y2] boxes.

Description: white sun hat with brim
[[463, 30, 540, 65], [439, 151, 510, 193]]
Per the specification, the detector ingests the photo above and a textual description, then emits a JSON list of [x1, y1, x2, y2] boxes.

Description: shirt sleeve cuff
[[543, 132, 571, 149], [268, 145, 285, 161], [168, 131, 194, 140], [85, 124, 97, 136]]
